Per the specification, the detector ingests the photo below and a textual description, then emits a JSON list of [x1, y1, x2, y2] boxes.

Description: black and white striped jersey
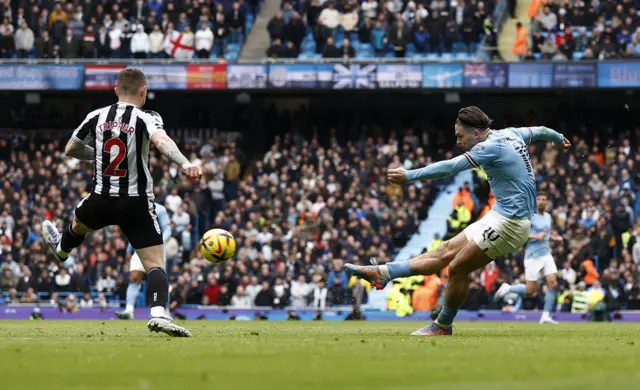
[[71, 102, 164, 197]]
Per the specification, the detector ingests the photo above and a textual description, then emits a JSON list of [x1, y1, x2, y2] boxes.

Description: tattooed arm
[[65, 138, 95, 161], [151, 131, 202, 179]]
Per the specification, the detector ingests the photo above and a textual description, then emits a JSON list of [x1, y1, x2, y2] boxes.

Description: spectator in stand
[[69, 9, 84, 38], [340, 38, 356, 59], [359, 18, 373, 44], [149, 24, 165, 58], [60, 28, 79, 58], [227, 2, 245, 44], [413, 24, 428, 53], [362, 0, 379, 21], [282, 2, 294, 23], [286, 12, 305, 52], [314, 19, 332, 54], [231, 285, 252, 308], [14, 21, 33, 59], [82, 26, 96, 58], [96, 25, 111, 58], [307, 0, 324, 27], [195, 23, 214, 59], [213, 16, 228, 58], [131, 24, 149, 59], [341, 4, 359, 35], [282, 41, 297, 58], [35, 29, 54, 58], [267, 11, 286, 42], [319, 2, 340, 35], [512, 22, 526, 61], [388, 20, 409, 58], [371, 20, 387, 55], [536, 6, 557, 32], [322, 36, 339, 58]]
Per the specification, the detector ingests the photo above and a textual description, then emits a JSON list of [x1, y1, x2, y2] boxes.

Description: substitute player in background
[[41, 68, 202, 337], [346, 106, 570, 336], [494, 191, 563, 324], [115, 202, 171, 320]]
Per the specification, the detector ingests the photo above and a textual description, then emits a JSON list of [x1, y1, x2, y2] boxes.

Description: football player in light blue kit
[[116, 202, 172, 320], [494, 191, 563, 324], [345, 106, 570, 335]]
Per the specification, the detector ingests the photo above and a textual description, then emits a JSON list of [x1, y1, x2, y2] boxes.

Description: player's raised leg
[[344, 233, 468, 289], [42, 217, 94, 262]]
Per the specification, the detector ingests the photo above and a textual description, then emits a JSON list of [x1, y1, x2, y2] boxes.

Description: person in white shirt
[[171, 206, 191, 233], [313, 279, 328, 309], [164, 188, 183, 213], [109, 27, 122, 58], [319, 2, 340, 30], [149, 24, 165, 58], [361, 0, 378, 20], [14, 21, 34, 58], [194, 23, 214, 59], [130, 24, 149, 58], [231, 286, 253, 308]]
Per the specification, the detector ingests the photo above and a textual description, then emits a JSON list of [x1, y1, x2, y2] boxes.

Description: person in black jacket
[[340, 38, 356, 59], [95, 25, 111, 58], [267, 11, 285, 41], [227, 2, 245, 43], [254, 281, 275, 307], [388, 20, 409, 58], [214, 16, 229, 57], [285, 11, 305, 52], [322, 36, 340, 58], [314, 19, 332, 54]]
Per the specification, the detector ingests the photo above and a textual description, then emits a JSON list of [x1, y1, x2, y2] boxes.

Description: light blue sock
[[543, 289, 556, 313], [126, 283, 141, 310], [513, 295, 523, 311], [436, 305, 458, 327], [385, 261, 412, 279], [509, 284, 526, 296]]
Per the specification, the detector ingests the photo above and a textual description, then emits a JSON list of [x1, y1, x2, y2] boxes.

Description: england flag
[[164, 30, 195, 60]]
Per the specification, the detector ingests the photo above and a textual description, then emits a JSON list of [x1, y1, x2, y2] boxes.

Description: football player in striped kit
[[42, 68, 201, 337]]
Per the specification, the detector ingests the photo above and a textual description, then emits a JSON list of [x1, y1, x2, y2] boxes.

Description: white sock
[[150, 306, 166, 318], [125, 304, 135, 314], [379, 265, 390, 279], [540, 312, 549, 320]]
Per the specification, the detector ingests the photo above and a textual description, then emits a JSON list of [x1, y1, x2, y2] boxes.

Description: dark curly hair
[[456, 106, 493, 130]]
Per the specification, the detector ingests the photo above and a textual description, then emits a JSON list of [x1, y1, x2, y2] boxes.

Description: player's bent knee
[[136, 245, 164, 270], [130, 270, 144, 284], [525, 285, 537, 296]]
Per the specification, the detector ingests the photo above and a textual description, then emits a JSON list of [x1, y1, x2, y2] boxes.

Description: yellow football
[[199, 228, 236, 263]]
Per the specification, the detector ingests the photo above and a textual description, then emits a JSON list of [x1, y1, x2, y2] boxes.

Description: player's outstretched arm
[[64, 138, 95, 161], [150, 132, 202, 180], [517, 127, 571, 149], [388, 154, 473, 184]]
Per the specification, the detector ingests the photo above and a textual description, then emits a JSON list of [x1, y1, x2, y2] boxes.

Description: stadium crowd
[[0, 0, 255, 61], [1, 109, 640, 319], [265, 0, 493, 59], [520, 0, 640, 60]]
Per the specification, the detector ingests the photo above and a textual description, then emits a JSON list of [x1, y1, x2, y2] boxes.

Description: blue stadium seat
[[426, 53, 440, 59], [225, 52, 238, 62], [573, 51, 584, 60], [534, 52, 543, 60], [456, 52, 470, 60], [452, 42, 466, 53], [441, 53, 453, 61]]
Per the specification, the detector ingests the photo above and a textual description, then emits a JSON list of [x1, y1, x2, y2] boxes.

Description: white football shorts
[[463, 210, 531, 259], [130, 252, 146, 273], [524, 254, 558, 281]]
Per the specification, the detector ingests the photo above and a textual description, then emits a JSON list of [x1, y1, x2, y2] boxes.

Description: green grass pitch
[[0, 321, 638, 390]]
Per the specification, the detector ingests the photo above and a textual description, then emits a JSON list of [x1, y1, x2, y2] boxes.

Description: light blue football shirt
[[525, 211, 552, 259], [405, 126, 564, 220]]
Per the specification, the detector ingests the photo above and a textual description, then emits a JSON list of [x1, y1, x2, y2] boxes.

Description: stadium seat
[[573, 51, 584, 60]]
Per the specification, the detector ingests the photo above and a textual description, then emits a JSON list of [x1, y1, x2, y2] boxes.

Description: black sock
[[60, 225, 86, 254], [146, 267, 169, 308]]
